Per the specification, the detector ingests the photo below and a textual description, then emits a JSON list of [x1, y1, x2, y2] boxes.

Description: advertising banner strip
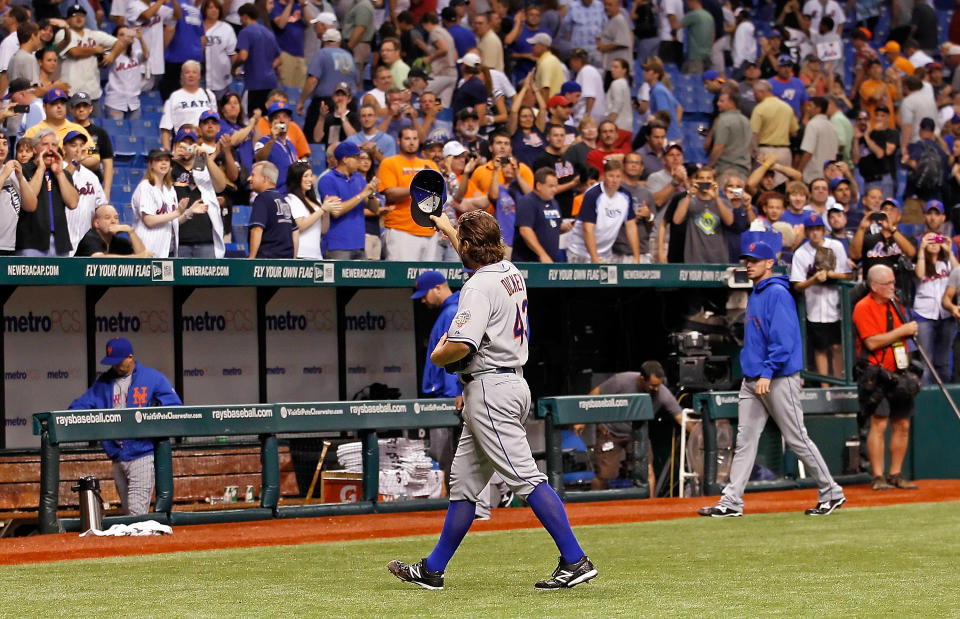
[[0, 258, 734, 289], [33, 399, 461, 444], [536, 394, 654, 425], [693, 387, 860, 419]]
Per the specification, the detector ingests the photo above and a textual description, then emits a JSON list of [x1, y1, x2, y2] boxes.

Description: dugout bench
[[537, 394, 654, 501], [33, 398, 460, 534]]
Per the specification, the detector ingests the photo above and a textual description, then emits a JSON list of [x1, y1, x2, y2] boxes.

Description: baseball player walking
[[698, 239, 846, 518], [388, 210, 597, 590]]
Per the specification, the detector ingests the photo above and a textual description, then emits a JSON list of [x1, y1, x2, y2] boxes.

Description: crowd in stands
[[0, 0, 959, 301]]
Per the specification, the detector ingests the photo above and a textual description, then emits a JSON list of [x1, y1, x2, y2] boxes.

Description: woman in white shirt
[[913, 231, 958, 385], [202, 0, 238, 99], [914, 230, 959, 384], [605, 58, 633, 134], [132, 148, 204, 257], [284, 161, 341, 259]]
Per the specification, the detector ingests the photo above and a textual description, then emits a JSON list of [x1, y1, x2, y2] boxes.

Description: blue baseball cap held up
[[101, 337, 134, 365], [411, 271, 447, 299]]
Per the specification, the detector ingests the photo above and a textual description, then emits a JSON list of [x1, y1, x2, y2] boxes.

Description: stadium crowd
[[0, 1, 958, 280]]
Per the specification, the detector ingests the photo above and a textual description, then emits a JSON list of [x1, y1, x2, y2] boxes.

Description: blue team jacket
[[740, 275, 804, 379], [69, 362, 183, 462], [422, 291, 463, 398]]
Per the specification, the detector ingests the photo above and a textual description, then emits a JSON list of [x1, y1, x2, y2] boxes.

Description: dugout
[[4, 258, 960, 527]]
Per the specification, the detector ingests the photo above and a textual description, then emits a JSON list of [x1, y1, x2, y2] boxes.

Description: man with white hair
[[158, 61, 217, 150], [852, 264, 921, 491]]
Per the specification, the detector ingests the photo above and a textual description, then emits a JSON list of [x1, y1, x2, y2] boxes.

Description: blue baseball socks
[[424, 484, 584, 573], [425, 500, 476, 573], [527, 482, 585, 564]]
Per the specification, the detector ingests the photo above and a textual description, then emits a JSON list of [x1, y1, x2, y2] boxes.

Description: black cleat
[[387, 558, 444, 590], [534, 555, 598, 590], [698, 505, 743, 518], [804, 496, 846, 516]]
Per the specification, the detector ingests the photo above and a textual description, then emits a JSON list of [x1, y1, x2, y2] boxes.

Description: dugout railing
[[536, 394, 654, 501], [32, 399, 460, 534]]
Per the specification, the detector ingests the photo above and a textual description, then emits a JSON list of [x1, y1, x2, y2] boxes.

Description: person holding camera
[[850, 197, 918, 300], [255, 101, 301, 196], [853, 264, 921, 491], [912, 225, 958, 385], [671, 166, 733, 264], [169, 125, 228, 258]]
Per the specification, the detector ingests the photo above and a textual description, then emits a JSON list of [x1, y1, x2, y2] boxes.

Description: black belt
[[758, 144, 789, 148], [462, 368, 516, 383]]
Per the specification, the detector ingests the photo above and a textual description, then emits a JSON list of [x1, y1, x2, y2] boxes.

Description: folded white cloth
[[80, 520, 173, 537]]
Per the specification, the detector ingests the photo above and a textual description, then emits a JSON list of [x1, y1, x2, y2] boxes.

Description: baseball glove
[[814, 245, 837, 272]]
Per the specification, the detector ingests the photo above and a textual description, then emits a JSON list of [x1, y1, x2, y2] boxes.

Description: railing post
[[38, 422, 61, 534], [701, 400, 721, 495], [153, 438, 174, 513], [544, 411, 564, 498], [631, 420, 649, 490], [361, 430, 379, 501], [260, 434, 280, 511]]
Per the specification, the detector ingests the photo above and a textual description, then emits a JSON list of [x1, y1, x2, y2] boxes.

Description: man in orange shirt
[[877, 40, 915, 77], [859, 60, 900, 127], [378, 126, 441, 260], [466, 129, 534, 199], [255, 89, 312, 159], [852, 263, 921, 491]]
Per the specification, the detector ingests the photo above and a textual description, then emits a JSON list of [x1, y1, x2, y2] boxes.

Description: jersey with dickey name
[[447, 260, 529, 373]]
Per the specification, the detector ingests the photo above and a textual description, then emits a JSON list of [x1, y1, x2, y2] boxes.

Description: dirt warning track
[[3, 480, 959, 566]]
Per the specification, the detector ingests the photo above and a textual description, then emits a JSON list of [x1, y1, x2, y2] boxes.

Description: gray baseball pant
[[449, 372, 547, 502], [719, 374, 844, 511], [113, 453, 155, 516]]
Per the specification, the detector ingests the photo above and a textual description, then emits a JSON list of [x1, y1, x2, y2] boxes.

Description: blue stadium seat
[[116, 205, 135, 225], [114, 136, 141, 159]]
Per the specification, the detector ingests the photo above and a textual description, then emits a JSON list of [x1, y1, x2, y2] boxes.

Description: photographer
[[170, 126, 228, 258], [850, 197, 917, 302], [853, 264, 921, 491], [255, 102, 301, 195]]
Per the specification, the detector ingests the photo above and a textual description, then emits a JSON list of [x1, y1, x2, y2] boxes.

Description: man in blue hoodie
[[698, 238, 846, 517], [69, 338, 182, 516]]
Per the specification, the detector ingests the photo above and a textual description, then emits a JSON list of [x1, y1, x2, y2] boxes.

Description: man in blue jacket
[[698, 238, 846, 517], [69, 338, 182, 516]]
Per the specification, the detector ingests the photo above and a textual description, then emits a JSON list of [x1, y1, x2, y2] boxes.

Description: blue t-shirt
[[422, 291, 463, 398], [270, 0, 306, 57], [509, 26, 545, 81], [256, 135, 299, 193], [307, 47, 358, 98], [512, 191, 562, 262], [345, 131, 397, 158], [448, 24, 477, 57], [165, 0, 205, 63], [511, 128, 547, 169], [769, 76, 808, 119], [317, 168, 367, 250], [250, 188, 297, 258], [451, 76, 488, 116], [237, 23, 281, 91], [495, 184, 520, 247], [778, 209, 808, 228], [650, 82, 682, 141]]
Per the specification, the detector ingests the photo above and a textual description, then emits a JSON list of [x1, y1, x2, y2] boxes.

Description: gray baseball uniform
[[446, 260, 547, 501]]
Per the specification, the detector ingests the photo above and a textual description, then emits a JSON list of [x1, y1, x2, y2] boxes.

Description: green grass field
[[3, 502, 959, 617]]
